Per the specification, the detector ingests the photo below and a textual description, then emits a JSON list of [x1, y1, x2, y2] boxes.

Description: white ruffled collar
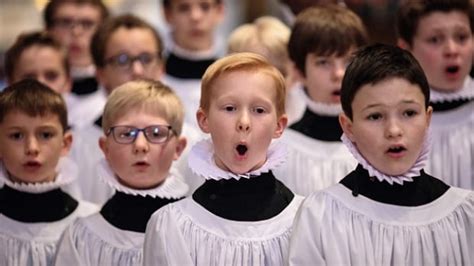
[[430, 76, 474, 103], [341, 133, 430, 185], [97, 158, 188, 199], [188, 138, 287, 181], [301, 89, 343, 116], [0, 157, 76, 194]]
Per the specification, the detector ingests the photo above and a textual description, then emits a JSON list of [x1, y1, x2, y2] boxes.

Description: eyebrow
[[362, 100, 422, 111]]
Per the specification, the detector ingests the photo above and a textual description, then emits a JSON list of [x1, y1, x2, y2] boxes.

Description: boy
[[72, 14, 202, 204], [275, 4, 368, 196], [55, 80, 188, 265], [0, 79, 98, 265], [44, 0, 109, 129], [160, 0, 225, 127], [289, 43, 474, 266], [397, 0, 474, 189], [144, 52, 303, 265]]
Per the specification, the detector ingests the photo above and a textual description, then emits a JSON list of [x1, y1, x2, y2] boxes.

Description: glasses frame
[[106, 125, 175, 144], [104, 52, 161, 70], [52, 17, 97, 31]]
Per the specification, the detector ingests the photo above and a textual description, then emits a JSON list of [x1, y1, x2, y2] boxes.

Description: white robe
[[0, 201, 98, 266], [144, 196, 304, 266], [289, 184, 474, 266], [274, 129, 357, 196]]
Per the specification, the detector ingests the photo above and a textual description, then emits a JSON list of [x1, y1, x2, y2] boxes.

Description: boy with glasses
[[55, 79, 189, 265]]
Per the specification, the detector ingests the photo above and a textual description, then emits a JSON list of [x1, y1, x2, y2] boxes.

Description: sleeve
[[288, 195, 326, 266], [54, 223, 86, 266], [143, 206, 194, 266]]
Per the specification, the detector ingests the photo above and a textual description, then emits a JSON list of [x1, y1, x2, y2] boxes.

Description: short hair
[[288, 4, 368, 74], [200, 52, 286, 117], [397, 0, 474, 45], [162, 0, 221, 9], [341, 43, 430, 120], [91, 14, 164, 68], [0, 79, 68, 132], [44, 0, 109, 29], [228, 16, 291, 77], [4, 31, 69, 83], [102, 79, 185, 136]]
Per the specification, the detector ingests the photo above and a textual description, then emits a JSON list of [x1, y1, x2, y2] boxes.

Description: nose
[[385, 118, 403, 139], [236, 111, 251, 132], [25, 136, 40, 156], [190, 6, 204, 21], [133, 132, 150, 154], [131, 60, 145, 77], [332, 60, 346, 81], [444, 38, 459, 57], [71, 23, 84, 36]]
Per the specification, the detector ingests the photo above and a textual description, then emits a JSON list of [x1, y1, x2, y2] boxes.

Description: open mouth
[[332, 90, 341, 96], [134, 161, 150, 167], [236, 144, 248, 156], [386, 145, 406, 154], [446, 65, 459, 74]]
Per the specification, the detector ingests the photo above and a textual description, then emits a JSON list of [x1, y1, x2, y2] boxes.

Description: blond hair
[[102, 79, 184, 136], [228, 16, 290, 77], [200, 52, 286, 117]]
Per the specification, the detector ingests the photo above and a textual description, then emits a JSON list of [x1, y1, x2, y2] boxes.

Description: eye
[[224, 105, 236, 112], [137, 53, 154, 65], [38, 131, 56, 140], [367, 113, 382, 121], [44, 71, 59, 82], [200, 2, 212, 11], [403, 109, 418, 117], [427, 35, 441, 44], [253, 107, 266, 114], [8, 132, 24, 140], [315, 58, 329, 66], [455, 32, 471, 43], [177, 3, 191, 12]]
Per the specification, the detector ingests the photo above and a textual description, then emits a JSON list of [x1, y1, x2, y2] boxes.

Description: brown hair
[[200, 52, 286, 117], [0, 79, 68, 132], [43, 0, 109, 29], [91, 14, 164, 68], [162, 0, 221, 9], [288, 4, 368, 74]]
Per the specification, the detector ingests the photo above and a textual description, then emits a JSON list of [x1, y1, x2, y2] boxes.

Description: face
[[165, 0, 224, 51], [49, 3, 102, 68], [406, 11, 473, 92], [197, 71, 287, 174], [96, 27, 164, 94], [99, 109, 186, 189], [339, 78, 432, 176], [12, 45, 71, 94], [299, 50, 354, 104], [0, 111, 72, 183]]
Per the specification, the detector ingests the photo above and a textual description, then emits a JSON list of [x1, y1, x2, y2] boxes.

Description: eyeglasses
[[53, 18, 97, 31], [104, 53, 160, 70], [106, 125, 175, 144]]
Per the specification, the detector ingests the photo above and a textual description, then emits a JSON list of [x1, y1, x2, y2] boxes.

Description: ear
[[63, 76, 73, 94], [292, 63, 306, 84], [397, 38, 411, 50], [98, 136, 109, 158], [60, 130, 73, 156], [214, 2, 225, 22], [173, 136, 187, 160], [426, 106, 433, 125], [339, 113, 355, 141], [273, 114, 288, 138], [164, 6, 173, 24], [196, 107, 210, 134]]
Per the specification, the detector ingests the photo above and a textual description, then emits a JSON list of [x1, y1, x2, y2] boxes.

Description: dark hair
[[341, 43, 430, 119], [44, 0, 109, 29], [397, 0, 473, 45], [288, 4, 368, 75], [4, 31, 69, 83], [90, 14, 164, 68], [162, 0, 221, 9], [0, 79, 68, 132]]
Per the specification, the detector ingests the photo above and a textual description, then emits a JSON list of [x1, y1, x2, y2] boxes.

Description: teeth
[[236, 145, 248, 155]]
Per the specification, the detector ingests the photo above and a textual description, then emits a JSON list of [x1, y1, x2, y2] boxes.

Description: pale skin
[[197, 70, 287, 174], [0, 111, 72, 183], [339, 77, 432, 176], [99, 109, 186, 189]]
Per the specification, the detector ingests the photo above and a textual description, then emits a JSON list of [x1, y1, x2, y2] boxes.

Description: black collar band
[[290, 108, 343, 141], [72, 77, 99, 95], [431, 98, 472, 112], [165, 52, 216, 79]]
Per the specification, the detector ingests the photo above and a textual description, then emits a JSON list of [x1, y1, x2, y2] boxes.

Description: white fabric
[[143, 195, 304, 266], [97, 158, 189, 199], [274, 129, 357, 196], [426, 99, 474, 189], [430, 76, 474, 103], [188, 138, 287, 181], [341, 133, 430, 185], [70, 122, 205, 204], [300, 87, 343, 116], [285, 84, 306, 125], [0, 201, 98, 266], [64, 86, 107, 131], [289, 184, 474, 265]]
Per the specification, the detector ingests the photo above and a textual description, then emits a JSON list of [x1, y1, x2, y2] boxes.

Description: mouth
[[235, 143, 248, 157], [23, 161, 42, 169], [133, 161, 150, 167], [445, 65, 460, 75], [386, 145, 407, 157], [332, 90, 341, 97]]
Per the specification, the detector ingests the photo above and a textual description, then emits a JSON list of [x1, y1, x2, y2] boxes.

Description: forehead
[[416, 11, 471, 35], [353, 78, 425, 108], [105, 27, 158, 56], [110, 107, 169, 126], [211, 70, 277, 100], [1, 110, 62, 128], [54, 2, 101, 19], [169, 0, 217, 7], [18, 45, 63, 64]]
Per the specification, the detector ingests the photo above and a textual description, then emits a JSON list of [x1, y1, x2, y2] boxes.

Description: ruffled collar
[[0, 157, 76, 194], [430, 77, 474, 103], [341, 133, 430, 185], [97, 158, 188, 199], [301, 89, 343, 116], [188, 138, 287, 181]]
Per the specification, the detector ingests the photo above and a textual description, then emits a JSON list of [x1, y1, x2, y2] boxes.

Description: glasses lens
[[112, 126, 137, 144], [137, 53, 155, 65], [144, 126, 170, 143]]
